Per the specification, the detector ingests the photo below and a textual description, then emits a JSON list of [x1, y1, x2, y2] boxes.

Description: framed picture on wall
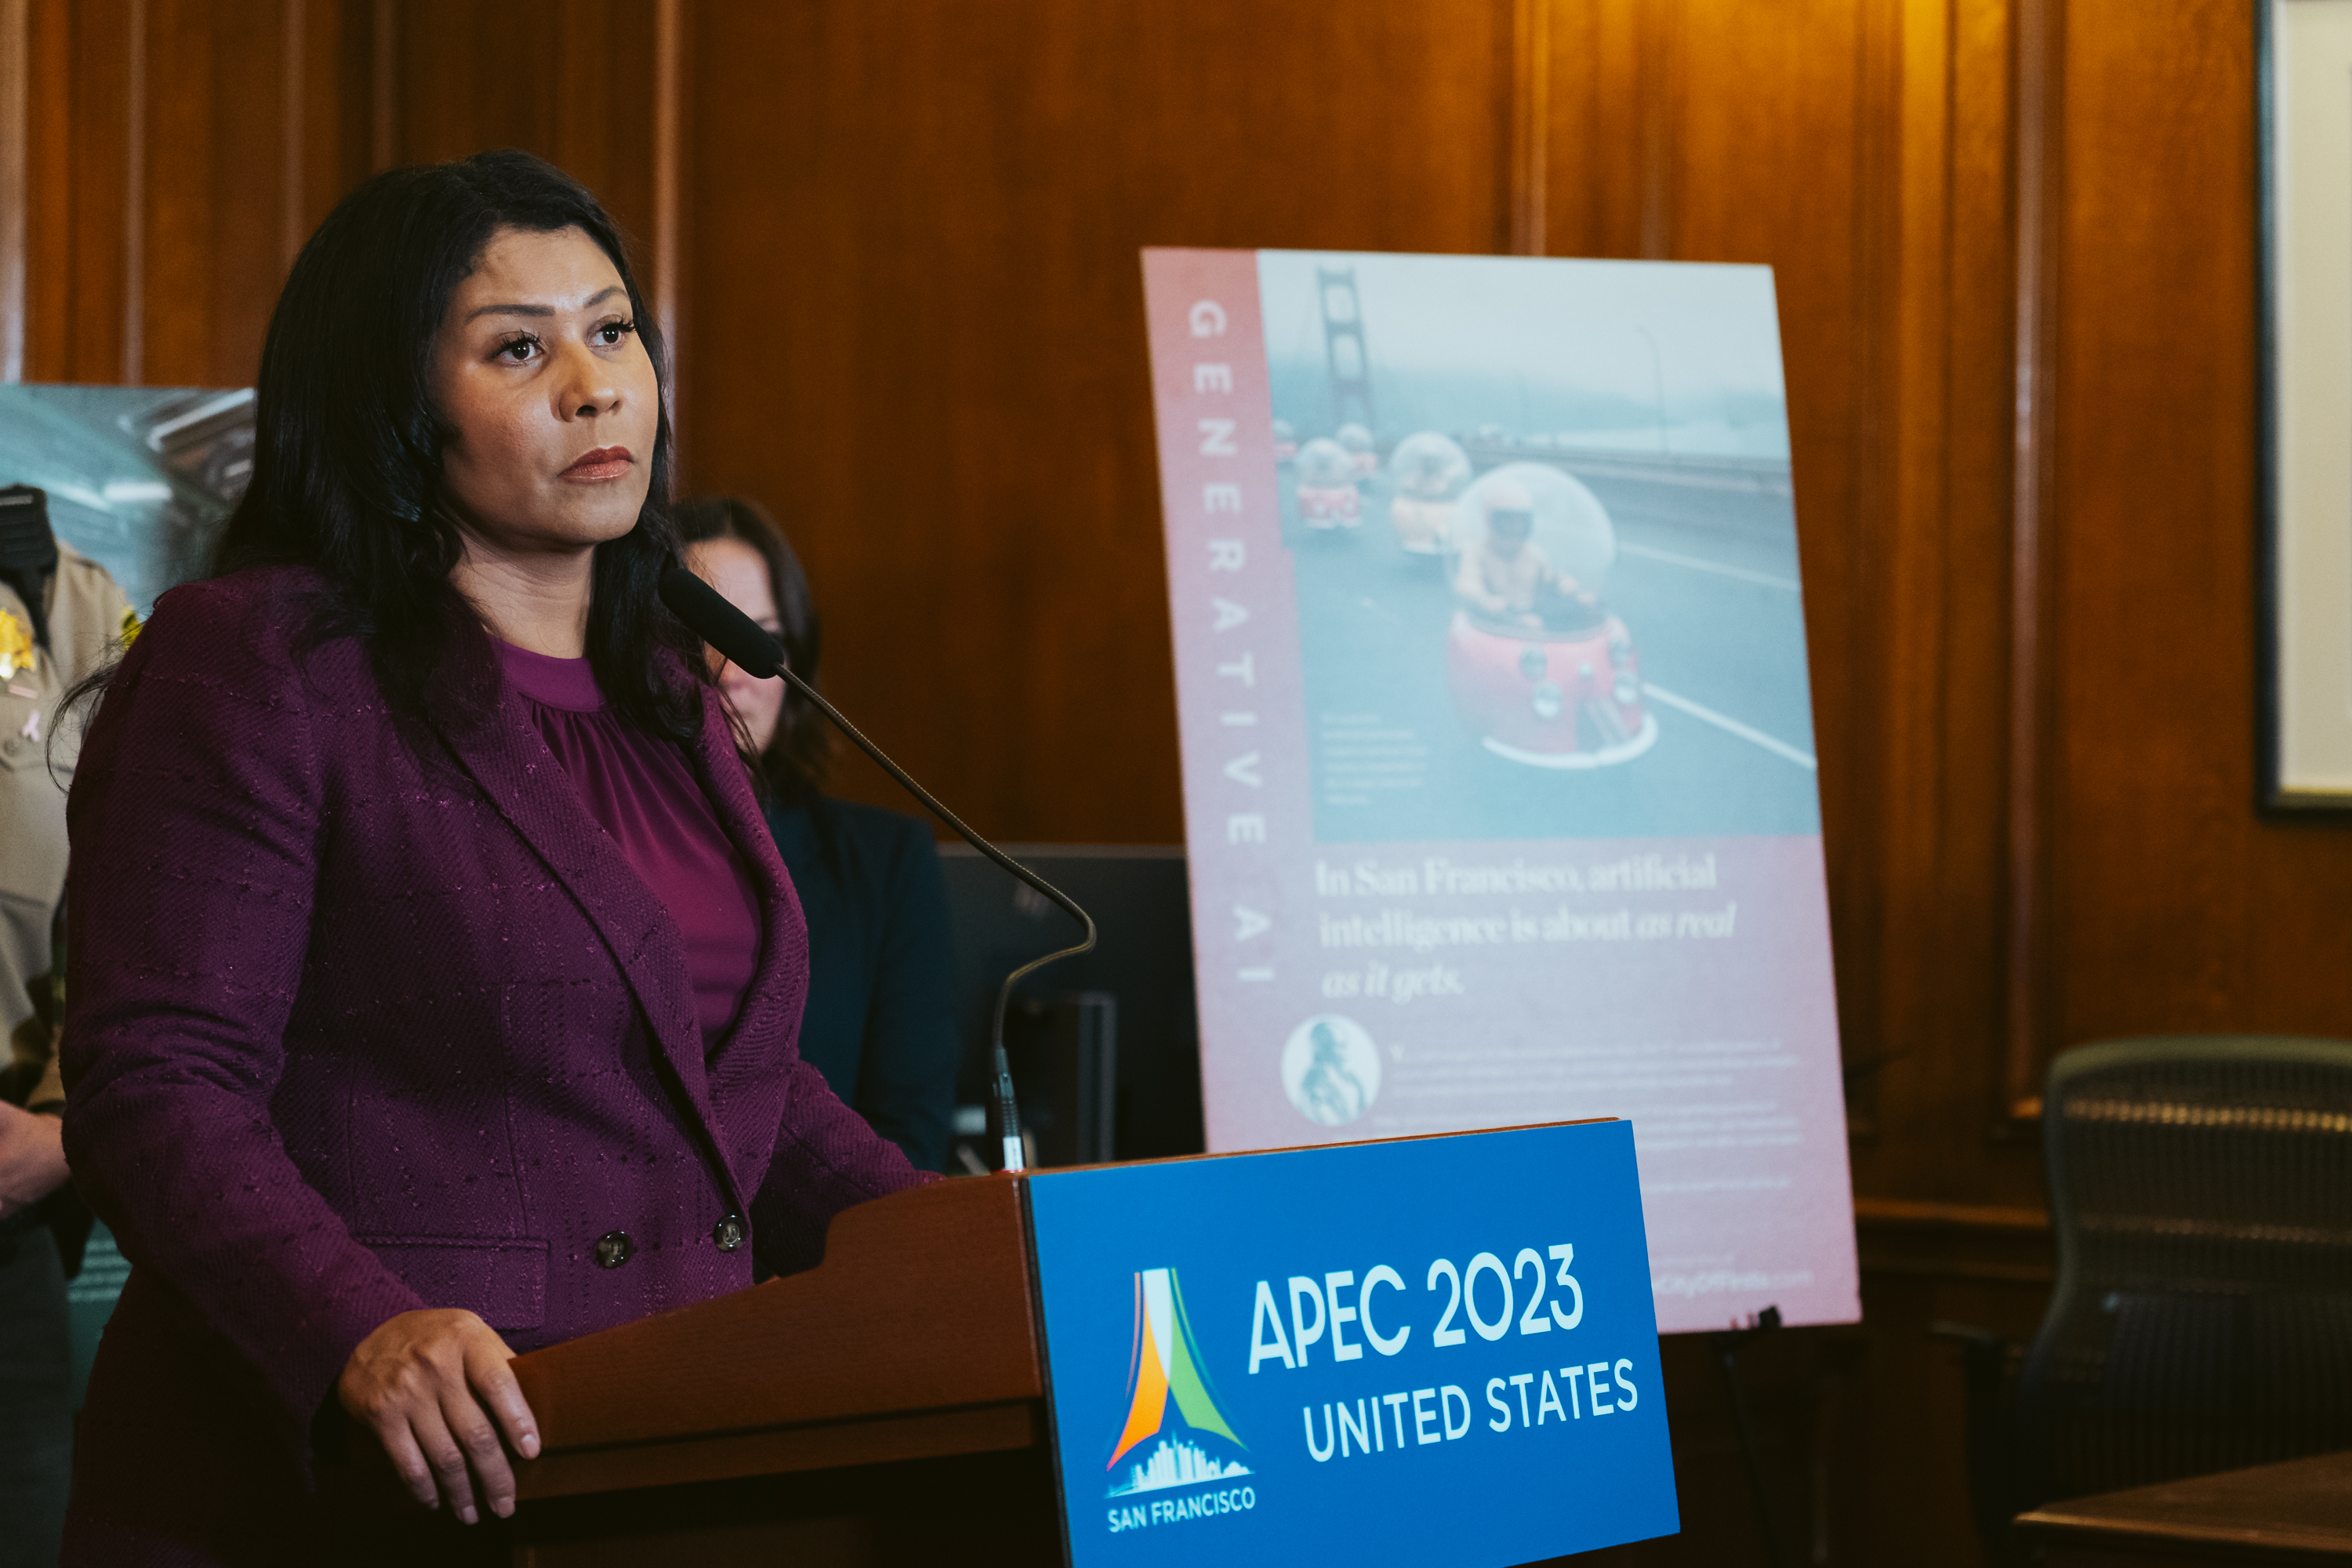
[[2260, 0, 2352, 811]]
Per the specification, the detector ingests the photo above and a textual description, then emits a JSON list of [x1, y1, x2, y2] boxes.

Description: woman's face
[[431, 225, 659, 557], [684, 535, 787, 753]]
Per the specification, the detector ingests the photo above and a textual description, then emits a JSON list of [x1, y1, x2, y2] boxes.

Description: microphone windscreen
[[659, 565, 786, 678]]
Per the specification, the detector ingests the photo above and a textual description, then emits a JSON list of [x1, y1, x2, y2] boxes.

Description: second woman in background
[[677, 497, 959, 1173]]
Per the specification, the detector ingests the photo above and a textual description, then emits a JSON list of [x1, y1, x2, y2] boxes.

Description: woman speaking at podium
[[55, 151, 930, 1563]]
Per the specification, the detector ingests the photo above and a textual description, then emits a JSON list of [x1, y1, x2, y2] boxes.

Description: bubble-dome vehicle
[[1443, 462, 1656, 768], [1385, 430, 1472, 554], [1335, 422, 1378, 480], [1294, 436, 1361, 528], [1272, 418, 1298, 464]]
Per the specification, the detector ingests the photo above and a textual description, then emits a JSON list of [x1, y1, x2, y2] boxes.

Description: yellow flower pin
[[121, 604, 142, 649], [0, 608, 32, 680]]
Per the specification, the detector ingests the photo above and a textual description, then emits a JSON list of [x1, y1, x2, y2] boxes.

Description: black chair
[[1942, 1035, 2352, 1563]]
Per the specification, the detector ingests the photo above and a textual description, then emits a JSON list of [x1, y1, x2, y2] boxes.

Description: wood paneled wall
[[10, 0, 667, 388], [5, 2, 2350, 1561], [17, 0, 379, 387], [681, 2, 1522, 849], [2048, 2, 2352, 1061]]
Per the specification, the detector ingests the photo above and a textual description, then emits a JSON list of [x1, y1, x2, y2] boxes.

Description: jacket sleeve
[[60, 583, 424, 1432], [749, 1051, 938, 1276], [851, 816, 960, 1172]]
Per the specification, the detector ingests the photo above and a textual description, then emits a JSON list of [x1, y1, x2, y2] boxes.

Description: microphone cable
[[659, 565, 1095, 1174]]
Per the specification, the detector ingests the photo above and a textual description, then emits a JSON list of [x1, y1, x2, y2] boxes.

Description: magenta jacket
[[59, 565, 927, 1559]]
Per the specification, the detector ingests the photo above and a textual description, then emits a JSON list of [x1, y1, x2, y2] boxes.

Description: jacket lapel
[[690, 684, 810, 1111], [430, 664, 751, 1215]]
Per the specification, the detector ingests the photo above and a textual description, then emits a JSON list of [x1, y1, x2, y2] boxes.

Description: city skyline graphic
[[1107, 1436, 1253, 1498], [1105, 1269, 1249, 1497]]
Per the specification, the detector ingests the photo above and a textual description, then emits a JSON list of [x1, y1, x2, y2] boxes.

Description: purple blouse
[[498, 640, 762, 1045]]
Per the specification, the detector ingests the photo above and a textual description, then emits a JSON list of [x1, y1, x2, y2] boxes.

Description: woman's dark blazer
[[764, 795, 960, 1173], [56, 565, 924, 1553]]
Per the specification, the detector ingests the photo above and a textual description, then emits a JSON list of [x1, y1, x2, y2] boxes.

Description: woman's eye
[[593, 320, 637, 347], [495, 336, 542, 365]]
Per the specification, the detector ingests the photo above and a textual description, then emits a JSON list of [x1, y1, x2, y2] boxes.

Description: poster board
[[1142, 249, 1857, 1333]]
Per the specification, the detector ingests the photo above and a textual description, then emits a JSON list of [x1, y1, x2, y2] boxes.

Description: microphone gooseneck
[[659, 565, 1094, 1175]]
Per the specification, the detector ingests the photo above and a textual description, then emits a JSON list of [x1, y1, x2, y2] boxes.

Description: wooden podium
[[504, 1176, 1064, 1566]]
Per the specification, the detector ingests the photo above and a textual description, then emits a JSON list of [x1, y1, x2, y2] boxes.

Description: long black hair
[[215, 147, 703, 739], [673, 495, 833, 802]]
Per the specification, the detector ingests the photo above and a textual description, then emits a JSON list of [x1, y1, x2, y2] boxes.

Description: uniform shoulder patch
[[0, 608, 33, 679]]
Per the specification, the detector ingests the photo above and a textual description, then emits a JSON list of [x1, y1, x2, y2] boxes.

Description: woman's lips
[[561, 446, 634, 481]]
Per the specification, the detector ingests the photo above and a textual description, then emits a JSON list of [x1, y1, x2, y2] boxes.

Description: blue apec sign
[[1026, 1120, 1678, 1567]]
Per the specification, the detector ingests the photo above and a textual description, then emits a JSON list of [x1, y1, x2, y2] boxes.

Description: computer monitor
[[938, 844, 1200, 1168]]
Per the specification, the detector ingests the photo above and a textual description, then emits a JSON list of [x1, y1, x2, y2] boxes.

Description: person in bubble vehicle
[[1453, 479, 1592, 627]]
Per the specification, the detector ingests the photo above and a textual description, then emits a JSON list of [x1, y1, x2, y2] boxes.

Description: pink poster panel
[[1144, 247, 1857, 1332]]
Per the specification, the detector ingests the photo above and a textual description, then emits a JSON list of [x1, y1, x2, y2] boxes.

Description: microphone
[[659, 565, 1095, 1175]]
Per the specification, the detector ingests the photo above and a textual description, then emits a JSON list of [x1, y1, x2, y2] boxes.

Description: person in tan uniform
[[0, 483, 132, 1568]]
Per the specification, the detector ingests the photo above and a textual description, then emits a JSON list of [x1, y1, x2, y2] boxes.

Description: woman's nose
[[554, 343, 621, 419]]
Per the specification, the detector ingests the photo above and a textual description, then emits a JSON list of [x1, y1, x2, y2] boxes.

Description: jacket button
[[713, 1214, 747, 1253], [594, 1230, 633, 1269]]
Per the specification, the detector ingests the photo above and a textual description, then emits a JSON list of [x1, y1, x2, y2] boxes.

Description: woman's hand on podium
[[337, 1307, 541, 1524]]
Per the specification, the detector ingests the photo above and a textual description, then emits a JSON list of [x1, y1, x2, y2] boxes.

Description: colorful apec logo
[[1104, 1269, 1258, 1532]]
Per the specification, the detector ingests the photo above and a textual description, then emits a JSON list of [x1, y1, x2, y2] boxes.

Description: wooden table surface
[[2014, 1450, 2352, 1565]]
